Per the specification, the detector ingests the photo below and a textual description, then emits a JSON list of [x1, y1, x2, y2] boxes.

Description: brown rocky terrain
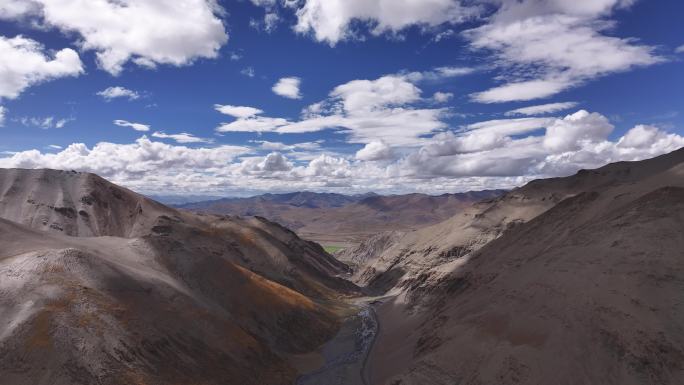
[[360, 148, 684, 384], [0, 168, 358, 385], [2, 148, 683, 385], [177, 190, 504, 247]]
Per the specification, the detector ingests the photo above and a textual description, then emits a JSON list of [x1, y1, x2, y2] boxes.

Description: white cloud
[[254, 140, 322, 151], [616, 124, 684, 150], [356, 141, 395, 161], [472, 79, 571, 103], [505, 102, 579, 116], [47, 144, 62, 150], [423, 131, 509, 156], [0, 106, 5, 126], [114, 119, 150, 132], [1, 111, 680, 196], [214, 104, 264, 119], [0, 35, 83, 100], [400, 108, 684, 183], [303, 154, 351, 178], [216, 74, 447, 146], [467, 1, 662, 102], [0, 1, 40, 19], [97, 86, 140, 101], [433, 91, 453, 103], [404, 66, 475, 82], [466, 117, 555, 136], [250, 11, 280, 33], [55, 118, 70, 128], [676, 45, 684, 54], [0, 137, 251, 190], [331, 75, 419, 112], [241, 67, 256, 77], [17, 116, 72, 129], [543, 110, 613, 152], [272, 77, 302, 99], [2, 0, 228, 75], [291, 0, 480, 45], [217, 115, 289, 133], [259, 152, 292, 172], [151, 131, 212, 144]]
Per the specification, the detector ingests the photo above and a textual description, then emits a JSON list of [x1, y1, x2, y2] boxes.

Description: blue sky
[[0, 0, 682, 196]]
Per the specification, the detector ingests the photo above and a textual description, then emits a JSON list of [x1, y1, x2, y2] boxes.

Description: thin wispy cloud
[[114, 119, 150, 132]]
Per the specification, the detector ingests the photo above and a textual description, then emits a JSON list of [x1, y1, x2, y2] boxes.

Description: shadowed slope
[[367, 149, 684, 385], [349, 148, 684, 294]]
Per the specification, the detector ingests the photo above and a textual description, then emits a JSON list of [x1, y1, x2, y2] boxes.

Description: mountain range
[[176, 190, 506, 247], [0, 148, 683, 384], [0, 168, 356, 385], [343, 147, 684, 384]]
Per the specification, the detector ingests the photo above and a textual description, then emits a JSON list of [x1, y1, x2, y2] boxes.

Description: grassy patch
[[323, 245, 344, 254]]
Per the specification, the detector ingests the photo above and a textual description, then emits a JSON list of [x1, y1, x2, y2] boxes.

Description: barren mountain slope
[[179, 190, 504, 245], [348, 148, 684, 294], [0, 169, 360, 385], [368, 149, 684, 385], [0, 168, 355, 297], [0, 168, 178, 237]]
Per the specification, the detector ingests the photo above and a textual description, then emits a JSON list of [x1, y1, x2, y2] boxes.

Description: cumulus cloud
[[259, 152, 292, 172], [505, 102, 579, 116], [356, 141, 395, 161], [0, 136, 250, 186], [291, 0, 480, 45], [543, 110, 614, 152], [151, 131, 212, 144], [331, 75, 420, 112], [467, 0, 661, 102], [1, 0, 228, 75], [401, 109, 684, 181], [616, 124, 684, 150], [272, 77, 302, 99], [216, 73, 447, 146], [0, 1, 41, 19], [114, 119, 150, 132], [0, 35, 83, 100], [303, 154, 351, 178], [246, 1, 659, 105], [214, 104, 264, 119], [97, 86, 140, 101], [433, 91, 453, 103], [1, 111, 680, 195]]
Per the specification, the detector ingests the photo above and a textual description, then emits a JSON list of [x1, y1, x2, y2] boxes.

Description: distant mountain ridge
[[178, 191, 378, 210], [176, 190, 507, 245]]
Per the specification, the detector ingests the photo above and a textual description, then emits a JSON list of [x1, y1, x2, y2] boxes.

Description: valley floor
[[295, 297, 381, 385]]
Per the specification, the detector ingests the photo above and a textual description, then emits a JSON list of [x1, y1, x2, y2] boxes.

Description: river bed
[[296, 303, 378, 385]]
